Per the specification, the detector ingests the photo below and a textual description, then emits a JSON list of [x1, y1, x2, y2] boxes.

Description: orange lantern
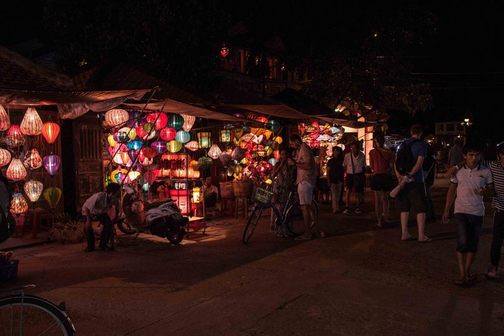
[[0, 104, 10, 131], [41, 122, 60, 144], [10, 193, 29, 215], [105, 109, 129, 127], [7, 125, 25, 147], [6, 158, 27, 181], [0, 148, 11, 167], [20, 107, 43, 136]]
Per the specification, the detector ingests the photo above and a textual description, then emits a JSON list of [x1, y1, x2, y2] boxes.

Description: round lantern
[[0, 104, 10, 131], [41, 122, 60, 144], [168, 114, 184, 130], [0, 148, 11, 167], [119, 152, 132, 167], [117, 127, 136, 143], [160, 127, 176, 141], [127, 140, 143, 151], [207, 144, 222, 160], [107, 134, 117, 147], [167, 140, 182, 153], [138, 152, 154, 166], [175, 130, 190, 144], [43, 154, 61, 176], [6, 159, 27, 181], [10, 193, 28, 215], [43, 187, 62, 209], [151, 141, 167, 154], [6, 125, 25, 148], [182, 114, 196, 132], [185, 141, 199, 152], [110, 169, 128, 183], [24, 180, 43, 202], [105, 109, 129, 128], [23, 148, 43, 170], [141, 147, 157, 160], [146, 113, 168, 130], [268, 158, 278, 166], [20, 107, 43, 136]]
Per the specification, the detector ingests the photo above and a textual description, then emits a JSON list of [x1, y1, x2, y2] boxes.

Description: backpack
[[395, 139, 420, 175]]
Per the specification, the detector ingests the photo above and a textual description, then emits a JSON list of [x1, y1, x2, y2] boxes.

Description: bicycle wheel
[[242, 206, 263, 245], [0, 295, 76, 335]]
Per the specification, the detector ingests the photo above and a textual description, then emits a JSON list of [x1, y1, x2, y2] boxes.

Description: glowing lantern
[[127, 170, 141, 182], [146, 112, 168, 130], [23, 148, 42, 170], [151, 141, 167, 154], [6, 159, 27, 181], [268, 158, 278, 166], [127, 140, 143, 151], [43, 154, 61, 176], [220, 130, 231, 143], [192, 187, 201, 203], [182, 114, 196, 132], [185, 141, 199, 152], [7, 125, 25, 147], [128, 150, 139, 162], [24, 180, 43, 202], [107, 134, 117, 147], [197, 132, 211, 149], [160, 127, 176, 141], [119, 152, 132, 166], [274, 150, 281, 161], [141, 147, 157, 159], [10, 193, 28, 215], [167, 140, 182, 153], [43, 187, 62, 209], [138, 151, 154, 166], [117, 127, 136, 142], [105, 109, 129, 127], [207, 144, 222, 160], [0, 104, 10, 131], [273, 136, 283, 144], [175, 130, 190, 144], [110, 169, 128, 183], [220, 45, 230, 58], [168, 114, 184, 130], [41, 122, 60, 144], [20, 107, 43, 136], [0, 148, 11, 167]]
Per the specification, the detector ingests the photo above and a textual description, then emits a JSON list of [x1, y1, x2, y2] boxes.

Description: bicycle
[[0, 284, 76, 335]]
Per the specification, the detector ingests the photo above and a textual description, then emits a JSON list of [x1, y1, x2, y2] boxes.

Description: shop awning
[[225, 104, 310, 120], [316, 116, 376, 128]]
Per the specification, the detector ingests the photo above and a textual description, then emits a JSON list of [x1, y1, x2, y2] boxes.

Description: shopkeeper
[[202, 177, 219, 208]]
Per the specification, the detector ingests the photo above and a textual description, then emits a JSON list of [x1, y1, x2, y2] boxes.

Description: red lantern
[[7, 125, 25, 147], [141, 147, 157, 159], [41, 122, 60, 144], [6, 158, 27, 181], [146, 113, 168, 130], [220, 46, 230, 58], [160, 127, 176, 141]]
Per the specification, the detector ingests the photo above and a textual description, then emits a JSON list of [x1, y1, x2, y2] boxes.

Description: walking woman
[[369, 134, 395, 227]]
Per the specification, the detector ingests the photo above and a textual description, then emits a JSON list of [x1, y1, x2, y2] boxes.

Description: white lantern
[[181, 114, 196, 132], [20, 107, 43, 136], [6, 158, 27, 181], [24, 180, 43, 202], [105, 109, 129, 128], [0, 104, 10, 131], [207, 144, 222, 160], [0, 148, 11, 167]]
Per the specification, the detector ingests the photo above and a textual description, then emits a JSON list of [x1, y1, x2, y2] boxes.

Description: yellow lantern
[[167, 140, 183, 153], [274, 136, 283, 144], [207, 144, 222, 160], [107, 134, 117, 147], [0, 104, 10, 131], [6, 158, 27, 181], [181, 114, 196, 132], [127, 170, 141, 182], [24, 180, 43, 202], [0, 148, 11, 167], [10, 193, 29, 215], [20, 107, 43, 136], [192, 187, 201, 203], [105, 109, 129, 128]]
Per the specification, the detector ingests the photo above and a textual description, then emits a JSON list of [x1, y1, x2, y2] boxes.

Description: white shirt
[[295, 143, 316, 185], [451, 164, 493, 216], [343, 151, 366, 174]]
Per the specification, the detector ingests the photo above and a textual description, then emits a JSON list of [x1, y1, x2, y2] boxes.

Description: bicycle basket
[[254, 188, 274, 205]]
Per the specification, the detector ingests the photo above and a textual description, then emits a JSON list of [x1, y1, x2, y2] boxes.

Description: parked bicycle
[[0, 284, 76, 336]]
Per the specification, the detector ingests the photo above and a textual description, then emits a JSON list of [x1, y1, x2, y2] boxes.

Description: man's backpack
[[395, 139, 419, 175]]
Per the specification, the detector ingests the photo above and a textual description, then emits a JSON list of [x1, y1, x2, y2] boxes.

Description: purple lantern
[[151, 141, 166, 154], [43, 154, 61, 176], [128, 150, 139, 162]]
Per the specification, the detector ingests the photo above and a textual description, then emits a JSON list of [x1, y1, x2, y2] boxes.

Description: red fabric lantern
[[0, 148, 11, 167], [20, 107, 43, 136], [7, 125, 25, 147], [141, 147, 157, 159], [146, 113, 168, 130], [41, 122, 60, 144], [6, 158, 27, 181], [160, 127, 176, 141], [0, 104, 10, 131]]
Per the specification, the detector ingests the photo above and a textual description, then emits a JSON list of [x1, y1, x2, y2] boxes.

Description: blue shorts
[[455, 213, 483, 253]]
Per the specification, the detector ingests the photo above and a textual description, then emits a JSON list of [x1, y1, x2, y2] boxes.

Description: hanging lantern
[[197, 132, 211, 149], [110, 169, 128, 183], [20, 107, 43, 136], [119, 152, 132, 167], [6, 125, 25, 147], [151, 141, 167, 154], [268, 158, 278, 166], [105, 109, 129, 128], [220, 45, 230, 58], [220, 130, 231, 143], [107, 134, 117, 147], [0, 104, 10, 131], [175, 130, 191, 144], [127, 170, 141, 182], [41, 122, 60, 144], [160, 127, 177, 141], [23, 148, 43, 170], [181, 114, 196, 132], [168, 114, 184, 130], [185, 140, 199, 152], [117, 127, 136, 143], [198, 156, 212, 169], [10, 193, 28, 215], [24, 180, 43, 202], [140, 147, 157, 159], [207, 144, 222, 160], [273, 136, 283, 144], [267, 119, 281, 133], [138, 150, 154, 166], [6, 159, 27, 181], [146, 112, 168, 130], [43, 187, 62, 209], [127, 140, 143, 151], [167, 140, 182, 153], [0, 148, 11, 167], [43, 154, 61, 176]]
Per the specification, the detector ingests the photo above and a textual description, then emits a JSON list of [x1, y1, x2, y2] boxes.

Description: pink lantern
[[105, 109, 129, 128], [0, 148, 12, 167], [6, 158, 27, 181], [151, 141, 167, 154], [10, 193, 29, 215], [146, 113, 168, 130], [23, 148, 43, 170], [41, 122, 60, 144], [207, 144, 222, 160], [20, 107, 43, 136], [24, 180, 43, 202], [160, 127, 177, 141], [43, 154, 61, 176], [0, 104, 10, 131], [7, 125, 25, 147], [184, 140, 199, 152], [181, 114, 196, 132]]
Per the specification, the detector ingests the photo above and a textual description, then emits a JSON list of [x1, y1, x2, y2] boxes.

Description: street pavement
[[3, 180, 504, 335]]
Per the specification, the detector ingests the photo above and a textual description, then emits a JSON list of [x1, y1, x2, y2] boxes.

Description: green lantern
[[175, 130, 191, 144], [168, 114, 184, 130]]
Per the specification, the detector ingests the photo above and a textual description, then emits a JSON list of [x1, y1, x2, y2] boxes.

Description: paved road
[[4, 184, 504, 335]]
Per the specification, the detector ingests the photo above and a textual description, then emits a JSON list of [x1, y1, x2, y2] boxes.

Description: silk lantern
[[20, 107, 43, 136], [0, 104, 10, 131], [23, 148, 42, 170], [105, 109, 129, 127], [167, 140, 182, 153], [127, 140, 142, 151], [43, 187, 62, 209], [141, 147, 157, 159], [41, 122, 61, 144], [185, 141, 199, 152], [160, 127, 176, 141], [181, 114, 196, 132], [127, 170, 141, 182], [107, 134, 117, 147], [0, 148, 11, 167], [175, 130, 190, 144], [117, 127, 136, 143], [146, 112, 168, 130], [220, 130, 231, 143], [7, 125, 25, 147], [43, 154, 61, 176], [197, 132, 211, 149], [110, 169, 128, 183], [6, 159, 27, 181], [207, 144, 222, 160], [168, 114, 184, 130], [151, 141, 167, 154], [24, 180, 43, 202], [10, 193, 28, 215]]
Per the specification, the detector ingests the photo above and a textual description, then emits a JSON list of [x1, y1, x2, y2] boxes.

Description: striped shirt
[[488, 161, 504, 211]]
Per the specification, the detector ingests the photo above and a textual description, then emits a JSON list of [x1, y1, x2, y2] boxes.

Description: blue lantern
[[175, 130, 191, 144], [127, 140, 143, 151]]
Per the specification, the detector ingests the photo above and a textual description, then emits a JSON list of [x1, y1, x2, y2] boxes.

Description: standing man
[[395, 124, 430, 242], [327, 146, 345, 214], [442, 144, 493, 286], [343, 141, 366, 215], [289, 134, 317, 240]]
